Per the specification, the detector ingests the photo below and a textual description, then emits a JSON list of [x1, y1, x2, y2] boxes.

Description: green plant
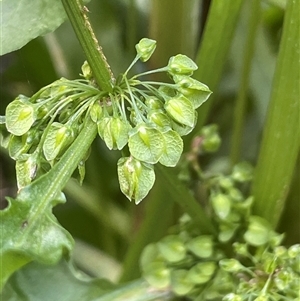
[[0, 0, 299, 300]]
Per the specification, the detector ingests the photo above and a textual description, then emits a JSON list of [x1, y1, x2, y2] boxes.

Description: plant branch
[[61, 0, 114, 92]]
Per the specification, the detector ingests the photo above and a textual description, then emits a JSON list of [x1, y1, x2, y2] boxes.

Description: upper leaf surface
[[0, 0, 67, 55]]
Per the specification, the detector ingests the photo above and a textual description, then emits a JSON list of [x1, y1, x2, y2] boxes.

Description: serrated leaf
[[117, 156, 155, 204], [165, 96, 195, 127], [43, 123, 74, 161], [159, 129, 183, 167], [5, 97, 36, 136], [0, 0, 66, 55], [0, 118, 98, 291], [128, 124, 165, 164], [0, 190, 73, 291]]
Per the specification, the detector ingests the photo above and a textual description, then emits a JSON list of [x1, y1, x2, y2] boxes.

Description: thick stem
[[251, 0, 300, 227], [190, 0, 244, 145], [230, 0, 261, 164], [61, 0, 114, 92]]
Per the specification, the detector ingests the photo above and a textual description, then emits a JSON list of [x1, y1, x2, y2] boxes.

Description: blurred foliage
[[0, 0, 298, 300]]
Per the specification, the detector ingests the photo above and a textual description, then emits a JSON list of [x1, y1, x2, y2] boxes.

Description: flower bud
[[167, 54, 198, 76], [135, 38, 157, 62]]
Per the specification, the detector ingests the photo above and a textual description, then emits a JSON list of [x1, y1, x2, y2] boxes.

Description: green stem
[[119, 182, 175, 282], [97, 279, 173, 301], [149, 0, 199, 79], [190, 0, 244, 142], [61, 0, 114, 92], [251, 0, 300, 227], [20, 118, 97, 203], [156, 165, 216, 235], [230, 0, 261, 165]]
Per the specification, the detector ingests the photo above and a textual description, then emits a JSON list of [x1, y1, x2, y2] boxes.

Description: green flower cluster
[[88, 38, 212, 203], [140, 161, 300, 300], [1, 38, 211, 202], [2, 79, 102, 188]]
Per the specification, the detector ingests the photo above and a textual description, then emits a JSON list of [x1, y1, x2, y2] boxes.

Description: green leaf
[[128, 124, 165, 164], [159, 129, 183, 167], [157, 235, 186, 263], [117, 156, 155, 204], [0, 118, 97, 291], [0, 191, 73, 291], [165, 96, 195, 127], [5, 96, 36, 136], [1, 260, 114, 301], [0, 0, 67, 55], [43, 123, 74, 161]]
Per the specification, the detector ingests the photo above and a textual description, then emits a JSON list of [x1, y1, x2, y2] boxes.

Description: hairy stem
[[61, 0, 114, 92]]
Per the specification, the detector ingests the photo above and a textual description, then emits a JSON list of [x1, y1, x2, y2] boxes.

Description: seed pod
[[117, 156, 155, 204], [43, 122, 74, 161], [167, 54, 198, 76], [6, 95, 36, 136], [157, 235, 186, 263], [135, 38, 157, 62], [128, 123, 165, 164], [164, 96, 195, 127], [174, 75, 212, 109]]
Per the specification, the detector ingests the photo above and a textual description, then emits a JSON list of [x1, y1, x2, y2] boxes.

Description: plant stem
[[61, 0, 114, 92], [191, 0, 244, 140], [230, 0, 261, 165], [97, 279, 173, 301], [149, 0, 199, 78], [156, 165, 216, 235], [119, 182, 175, 282], [251, 0, 300, 227]]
